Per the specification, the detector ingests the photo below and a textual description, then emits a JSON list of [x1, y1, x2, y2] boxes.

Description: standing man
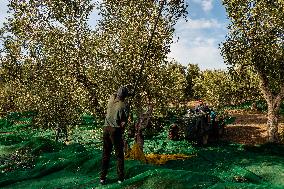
[[100, 86, 130, 185]]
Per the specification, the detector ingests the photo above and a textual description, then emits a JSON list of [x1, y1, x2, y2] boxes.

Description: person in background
[[168, 123, 180, 140], [194, 100, 210, 145], [195, 100, 210, 113], [100, 86, 130, 185]]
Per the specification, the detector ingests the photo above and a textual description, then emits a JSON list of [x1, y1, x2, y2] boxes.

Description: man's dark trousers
[[100, 126, 124, 181]]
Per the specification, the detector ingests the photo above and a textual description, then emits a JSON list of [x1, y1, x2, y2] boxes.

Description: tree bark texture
[[267, 106, 279, 142], [257, 70, 284, 143]]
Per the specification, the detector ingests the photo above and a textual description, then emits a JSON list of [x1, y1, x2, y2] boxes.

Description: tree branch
[[254, 66, 272, 103], [274, 84, 284, 111]]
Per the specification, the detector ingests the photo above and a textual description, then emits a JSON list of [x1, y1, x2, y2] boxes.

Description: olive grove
[[0, 0, 188, 140]]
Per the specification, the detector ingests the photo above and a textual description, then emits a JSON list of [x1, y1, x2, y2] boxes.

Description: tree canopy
[[0, 0, 188, 139], [221, 0, 284, 142]]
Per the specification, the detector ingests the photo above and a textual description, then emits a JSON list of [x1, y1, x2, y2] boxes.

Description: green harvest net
[[0, 113, 284, 189], [1, 138, 283, 189]]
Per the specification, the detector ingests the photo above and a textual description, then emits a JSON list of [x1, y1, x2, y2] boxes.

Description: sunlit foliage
[[0, 0, 188, 140], [221, 0, 284, 142]]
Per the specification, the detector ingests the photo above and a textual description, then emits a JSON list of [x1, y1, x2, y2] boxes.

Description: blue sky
[[168, 0, 230, 70], [0, 0, 230, 70]]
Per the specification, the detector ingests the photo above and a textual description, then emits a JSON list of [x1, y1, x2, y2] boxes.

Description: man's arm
[[120, 121, 127, 132], [119, 107, 129, 131]]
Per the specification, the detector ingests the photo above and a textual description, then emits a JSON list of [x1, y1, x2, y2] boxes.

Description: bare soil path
[[222, 110, 284, 145]]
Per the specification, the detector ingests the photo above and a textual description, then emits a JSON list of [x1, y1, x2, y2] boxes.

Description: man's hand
[[120, 121, 126, 132]]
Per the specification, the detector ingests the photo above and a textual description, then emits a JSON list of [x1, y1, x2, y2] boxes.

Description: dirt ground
[[222, 110, 284, 145]]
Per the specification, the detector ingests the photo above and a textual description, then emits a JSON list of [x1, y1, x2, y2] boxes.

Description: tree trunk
[[256, 69, 284, 143], [267, 105, 279, 143]]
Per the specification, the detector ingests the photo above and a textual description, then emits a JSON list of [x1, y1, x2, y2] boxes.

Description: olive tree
[[94, 0, 188, 114], [184, 63, 200, 100], [193, 70, 236, 108], [221, 0, 284, 142], [0, 0, 188, 140], [0, 0, 96, 141]]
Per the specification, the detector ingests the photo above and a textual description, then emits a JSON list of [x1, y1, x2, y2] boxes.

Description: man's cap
[[117, 86, 129, 99]]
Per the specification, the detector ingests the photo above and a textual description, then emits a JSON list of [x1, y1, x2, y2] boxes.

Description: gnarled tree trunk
[[258, 72, 284, 143], [267, 103, 279, 142]]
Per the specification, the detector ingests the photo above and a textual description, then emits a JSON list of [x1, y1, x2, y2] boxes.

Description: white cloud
[[187, 46, 226, 70], [192, 0, 214, 12], [168, 40, 227, 70], [168, 16, 228, 70], [191, 37, 216, 46], [0, 1, 9, 27], [185, 18, 222, 30], [201, 0, 213, 12]]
